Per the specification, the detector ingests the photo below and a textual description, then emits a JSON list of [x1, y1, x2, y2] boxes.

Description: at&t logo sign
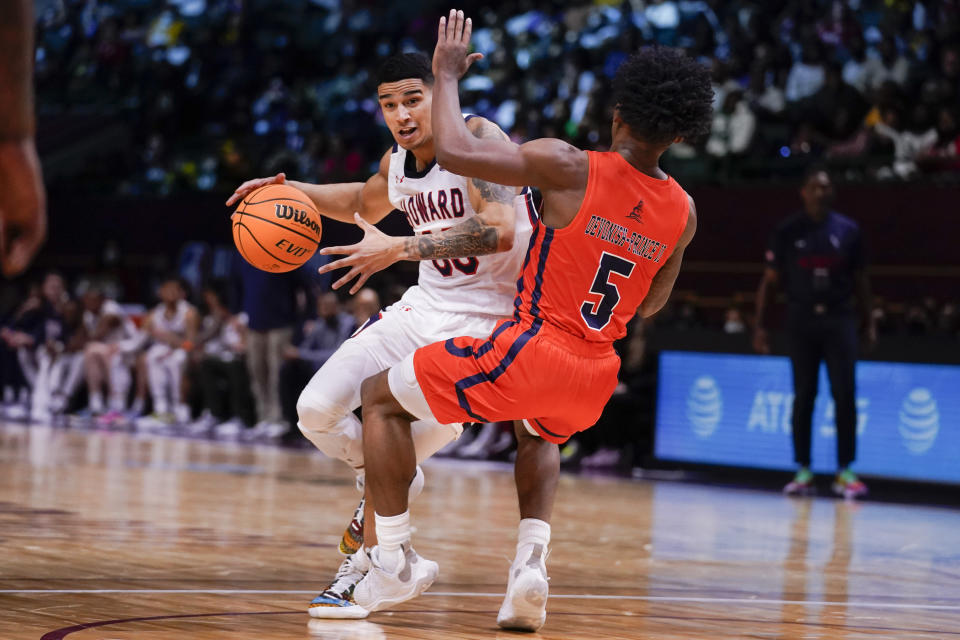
[[899, 388, 939, 454], [687, 376, 722, 438]]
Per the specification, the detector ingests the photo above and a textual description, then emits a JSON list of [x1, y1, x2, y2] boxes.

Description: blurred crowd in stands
[[35, 0, 960, 196], [0, 257, 379, 442]]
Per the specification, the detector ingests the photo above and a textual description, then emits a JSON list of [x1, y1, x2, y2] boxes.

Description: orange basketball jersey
[[514, 150, 690, 342]]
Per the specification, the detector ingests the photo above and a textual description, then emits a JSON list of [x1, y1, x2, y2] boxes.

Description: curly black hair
[[613, 47, 714, 145], [376, 52, 434, 87]]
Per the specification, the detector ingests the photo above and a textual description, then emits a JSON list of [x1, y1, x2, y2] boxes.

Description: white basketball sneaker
[[353, 544, 438, 612], [497, 543, 549, 631]]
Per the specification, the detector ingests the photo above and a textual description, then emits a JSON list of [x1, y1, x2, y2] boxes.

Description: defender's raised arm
[[431, 10, 586, 192]]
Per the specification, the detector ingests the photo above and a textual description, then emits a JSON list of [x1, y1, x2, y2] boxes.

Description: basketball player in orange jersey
[[351, 10, 713, 631], [225, 52, 556, 619], [0, 0, 47, 277]]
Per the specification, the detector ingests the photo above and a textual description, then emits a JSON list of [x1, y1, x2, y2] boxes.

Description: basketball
[[231, 183, 322, 273]]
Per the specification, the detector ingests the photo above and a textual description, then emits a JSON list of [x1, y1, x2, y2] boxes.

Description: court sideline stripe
[[5, 590, 960, 611]]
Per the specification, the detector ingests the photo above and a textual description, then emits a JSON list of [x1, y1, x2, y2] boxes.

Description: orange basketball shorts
[[408, 317, 620, 444]]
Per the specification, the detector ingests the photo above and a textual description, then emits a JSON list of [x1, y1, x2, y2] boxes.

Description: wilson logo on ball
[[274, 203, 321, 237], [232, 183, 322, 273]]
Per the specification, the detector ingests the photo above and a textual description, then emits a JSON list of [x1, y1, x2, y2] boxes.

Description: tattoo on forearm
[[472, 176, 514, 204], [466, 120, 514, 204], [470, 119, 511, 142], [403, 217, 499, 260]]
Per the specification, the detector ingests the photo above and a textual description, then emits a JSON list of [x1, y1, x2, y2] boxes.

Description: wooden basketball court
[[1, 423, 958, 639]]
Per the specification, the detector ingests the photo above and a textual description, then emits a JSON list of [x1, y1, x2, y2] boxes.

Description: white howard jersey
[[386, 132, 534, 318]]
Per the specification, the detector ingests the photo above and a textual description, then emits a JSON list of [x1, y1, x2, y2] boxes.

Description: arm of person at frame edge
[[0, 0, 47, 277], [224, 149, 395, 225], [316, 116, 519, 294], [431, 10, 588, 198], [638, 195, 698, 318]]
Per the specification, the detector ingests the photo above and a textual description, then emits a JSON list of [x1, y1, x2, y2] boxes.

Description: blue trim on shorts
[[444, 320, 516, 359], [350, 311, 383, 338], [523, 188, 538, 226], [512, 219, 541, 321], [453, 229, 554, 421], [532, 417, 565, 440]]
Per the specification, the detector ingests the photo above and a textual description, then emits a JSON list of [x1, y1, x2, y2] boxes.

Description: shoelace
[[323, 554, 367, 598]]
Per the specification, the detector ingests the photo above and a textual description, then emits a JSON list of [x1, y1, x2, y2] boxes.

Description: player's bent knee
[[295, 390, 341, 434]]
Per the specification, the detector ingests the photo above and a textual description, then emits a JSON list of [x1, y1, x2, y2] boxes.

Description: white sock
[[517, 518, 551, 559], [89, 391, 105, 413], [375, 511, 410, 573]]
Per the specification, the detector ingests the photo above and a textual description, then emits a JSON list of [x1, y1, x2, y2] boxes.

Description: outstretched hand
[[432, 9, 483, 80], [318, 213, 403, 294], [225, 172, 286, 207]]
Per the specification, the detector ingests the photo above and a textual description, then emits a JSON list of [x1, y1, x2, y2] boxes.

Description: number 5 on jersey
[[580, 252, 636, 331]]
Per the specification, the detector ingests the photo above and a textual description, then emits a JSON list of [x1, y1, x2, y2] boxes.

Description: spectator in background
[[0, 282, 40, 417], [79, 284, 142, 427], [786, 39, 826, 103], [805, 64, 867, 143], [723, 306, 746, 334], [2, 274, 69, 419], [350, 287, 382, 330], [30, 298, 85, 422], [904, 303, 932, 335], [706, 89, 756, 164], [937, 301, 959, 336], [746, 66, 786, 118], [136, 276, 199, 430], [754, 166, 875, 499], [863, 35, 911, 91], [188, 282, 255, 437], [279, 292, 355, 435], [842, 33, 871, 93], [873, 105, 938, 179], [919, 106, 960, 173], [231, 257, 315, 439], [25, 274, 85, 421]]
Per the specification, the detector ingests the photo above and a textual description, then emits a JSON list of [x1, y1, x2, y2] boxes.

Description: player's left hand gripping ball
[[231, 184, 322, 273]]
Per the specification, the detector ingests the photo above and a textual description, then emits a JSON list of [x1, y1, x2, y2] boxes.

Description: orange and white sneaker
[[833, 469, 868, 500]]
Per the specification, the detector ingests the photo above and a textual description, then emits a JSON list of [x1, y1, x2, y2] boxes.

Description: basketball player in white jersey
[[136, 276, 199, 430], [226, 52, 548, 619], [80, 285, 142, 426]]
